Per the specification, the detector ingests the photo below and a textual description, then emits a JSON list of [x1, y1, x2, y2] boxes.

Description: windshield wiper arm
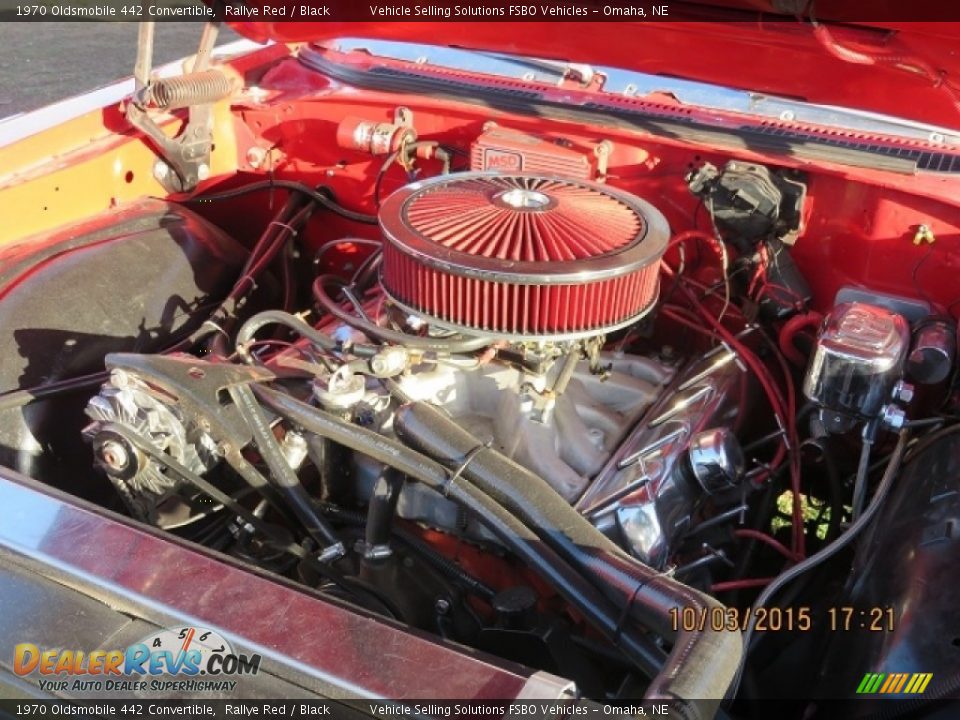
[[471, 51, 597, 87]]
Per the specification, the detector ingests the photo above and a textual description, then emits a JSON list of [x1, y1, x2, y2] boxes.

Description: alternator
[[83, 369, 218, 526]]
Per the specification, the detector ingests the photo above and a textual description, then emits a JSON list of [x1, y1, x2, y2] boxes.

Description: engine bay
[[3, 38, 960, 714]]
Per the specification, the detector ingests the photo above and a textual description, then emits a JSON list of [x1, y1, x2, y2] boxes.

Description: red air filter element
[[379, 174, 669, 340]]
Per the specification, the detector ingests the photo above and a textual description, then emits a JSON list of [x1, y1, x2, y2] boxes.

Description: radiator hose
[[393, 401, 743, 710], [253, 386, 669, 680]]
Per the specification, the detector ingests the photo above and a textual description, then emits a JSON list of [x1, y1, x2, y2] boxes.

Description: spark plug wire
[[674, 280, 805, 558]]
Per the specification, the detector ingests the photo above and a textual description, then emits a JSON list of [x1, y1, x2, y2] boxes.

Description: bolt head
[[892, 380, 915, 404], [881, 404, 907, 430], [99, 440, 130, 471]]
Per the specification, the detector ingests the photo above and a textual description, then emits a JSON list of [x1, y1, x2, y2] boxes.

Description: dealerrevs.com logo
[[14, 626, 261, 694]]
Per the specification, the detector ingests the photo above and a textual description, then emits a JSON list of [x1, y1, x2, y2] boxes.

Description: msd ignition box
[[470, 125, 612, 180]]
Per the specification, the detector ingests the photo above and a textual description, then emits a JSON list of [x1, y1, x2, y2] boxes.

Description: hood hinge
[[126, 21, 234, 193]]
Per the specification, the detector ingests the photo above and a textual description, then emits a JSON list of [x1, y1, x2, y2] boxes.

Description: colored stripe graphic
[[857, 673, 880, 694], [905, 673, 933, 694], [858, 672, 932, 694]]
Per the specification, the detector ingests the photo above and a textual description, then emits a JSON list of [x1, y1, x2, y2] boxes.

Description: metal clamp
[[440, 441, 491, 498]]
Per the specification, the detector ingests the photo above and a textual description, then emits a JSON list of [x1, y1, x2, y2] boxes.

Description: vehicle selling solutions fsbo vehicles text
[[366, 4, 591, 17]]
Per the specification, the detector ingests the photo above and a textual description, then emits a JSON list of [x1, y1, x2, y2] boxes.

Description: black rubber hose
[[392, 401, 742, 706], [229, 384, 344, 555], [253, 384, 667, 678], [851, 434, 874, 520], [364, 467, 404, 553], [803, 437, 844, 543], [181, 179, 378, 225], [235, 309, 378, 360], [352, 251, 383, 295], [0, 370, 108, 411], [312, 275, 492, 353]]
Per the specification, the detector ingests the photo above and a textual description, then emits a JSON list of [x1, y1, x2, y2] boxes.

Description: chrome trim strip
[[322, 38, 960, 146]]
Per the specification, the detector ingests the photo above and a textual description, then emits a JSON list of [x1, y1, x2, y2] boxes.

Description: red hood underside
[[229, 11, 960, 131]]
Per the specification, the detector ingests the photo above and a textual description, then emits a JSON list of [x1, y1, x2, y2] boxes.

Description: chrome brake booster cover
[[803, 302, 910, 433]]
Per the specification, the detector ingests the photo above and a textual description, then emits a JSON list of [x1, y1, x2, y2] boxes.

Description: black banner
[[1, 0, 960, 23], [2, 699, 960, 720]]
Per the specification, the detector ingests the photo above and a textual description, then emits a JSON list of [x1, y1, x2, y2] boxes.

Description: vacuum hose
[[393, 401, 743, 709]]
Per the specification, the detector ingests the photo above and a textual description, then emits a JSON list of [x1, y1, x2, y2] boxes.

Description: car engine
[[45, 163, 747, 703], [5, 75, 960, 712]]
